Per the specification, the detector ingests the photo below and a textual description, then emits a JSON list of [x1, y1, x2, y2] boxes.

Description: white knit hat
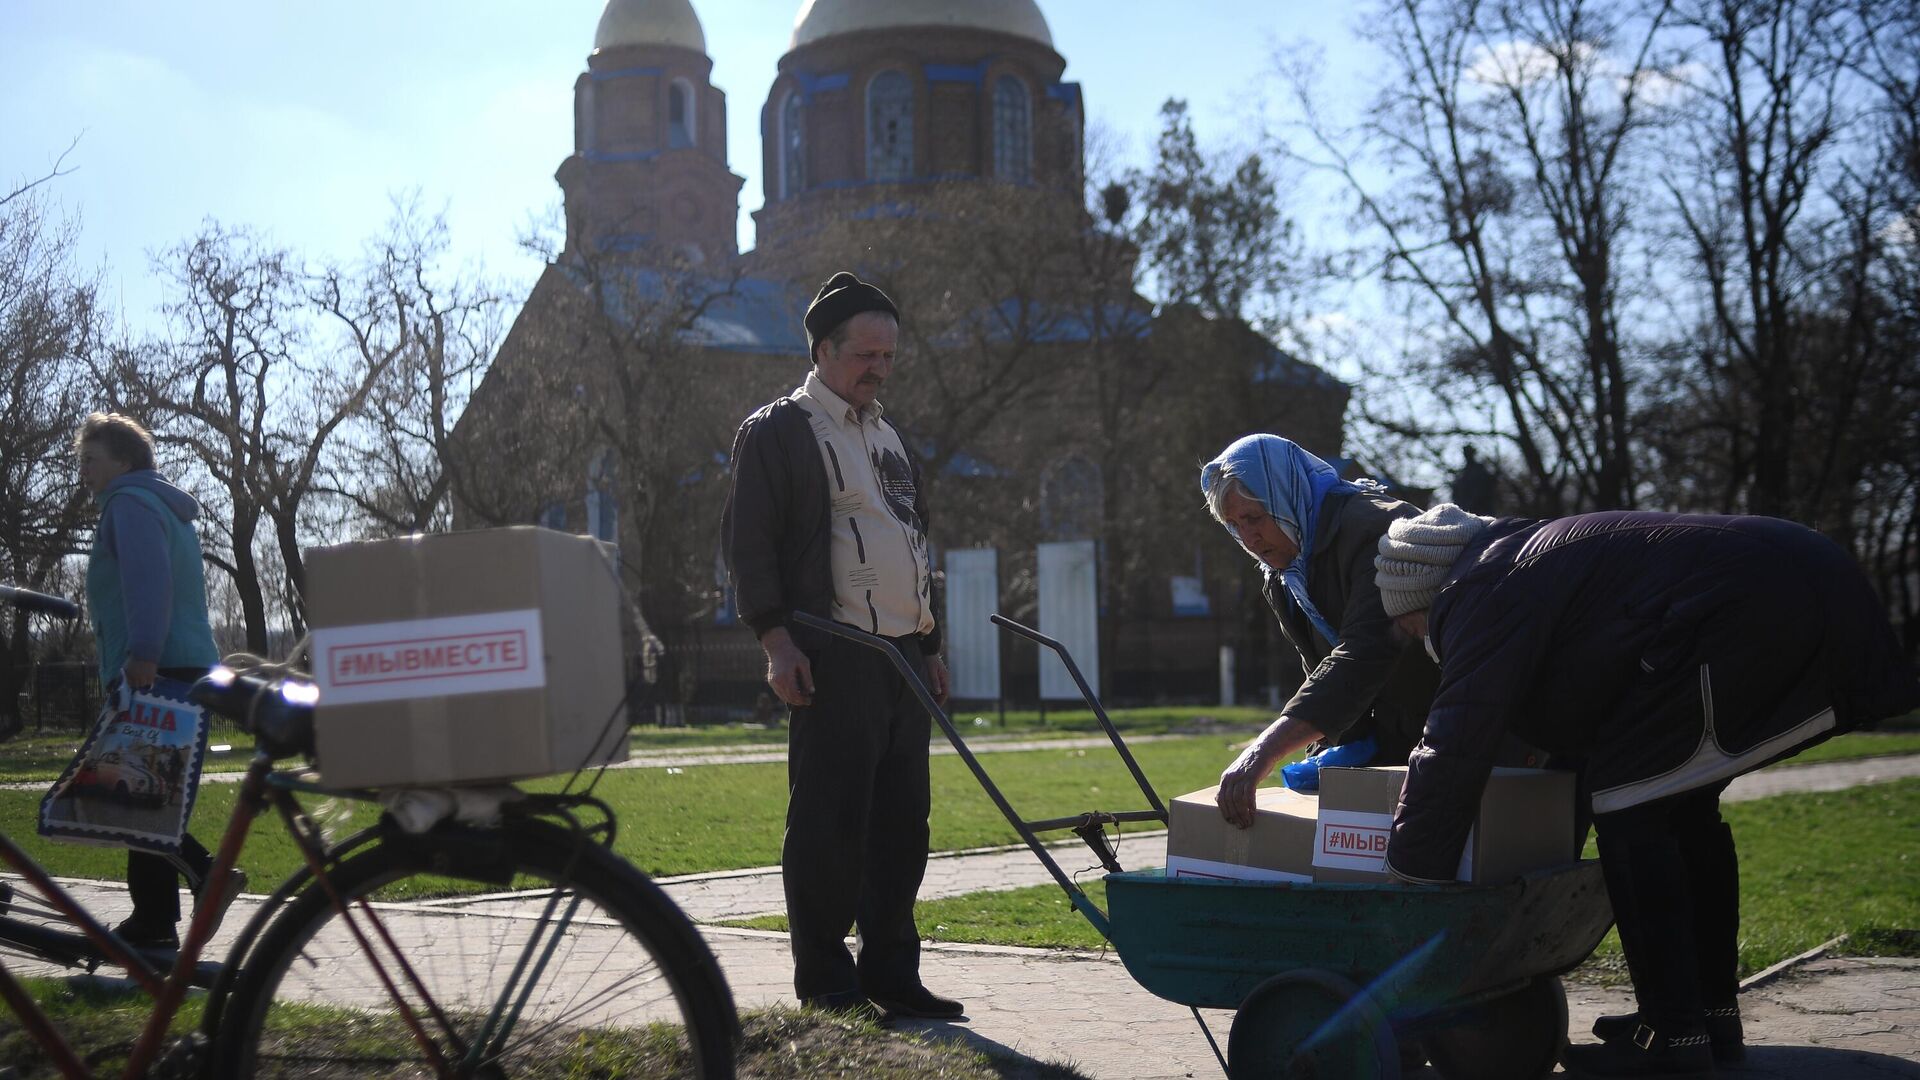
[[1374, 504, 1494, 617]]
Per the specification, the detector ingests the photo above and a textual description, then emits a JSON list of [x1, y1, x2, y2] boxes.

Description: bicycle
[[0, 583, 739, 1078]]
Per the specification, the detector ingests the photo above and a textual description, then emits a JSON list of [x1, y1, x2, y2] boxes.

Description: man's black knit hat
[[804, 271, 898, 361]]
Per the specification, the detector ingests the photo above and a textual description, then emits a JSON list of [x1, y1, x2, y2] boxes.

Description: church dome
[[593, 0, 707, 53], [789, 0, 1053, 50]]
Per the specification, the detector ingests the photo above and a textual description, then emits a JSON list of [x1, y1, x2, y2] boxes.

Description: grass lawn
[[0, 721, 264, 782], [0, 705, 1276, 781], [0, 977, 207, 1079], [0, 983, 1086, 1080], [736, 778, 1920, 978], [5, 725, 1918, 898], [1764, 728, 1920, 766], [0, 735, 1260, 896]]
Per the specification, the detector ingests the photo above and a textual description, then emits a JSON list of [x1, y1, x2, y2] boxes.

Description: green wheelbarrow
[[790, 611, 1614, 1079]]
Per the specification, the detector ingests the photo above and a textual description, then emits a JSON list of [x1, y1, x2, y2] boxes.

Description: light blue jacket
[[86, 471, 219, 686]]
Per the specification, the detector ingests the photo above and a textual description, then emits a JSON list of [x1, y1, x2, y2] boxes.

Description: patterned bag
[[37, 676, 211, 854]]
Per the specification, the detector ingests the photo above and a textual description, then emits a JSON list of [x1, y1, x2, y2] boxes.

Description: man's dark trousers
[[783, 632, 932, 1001]]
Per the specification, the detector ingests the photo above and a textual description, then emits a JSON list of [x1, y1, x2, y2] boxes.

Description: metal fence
[[628, 614, 1289, 725], [15, 619, 1284, 737], [29, 662, 99, 733]]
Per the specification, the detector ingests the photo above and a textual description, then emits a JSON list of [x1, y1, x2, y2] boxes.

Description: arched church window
[[587, 448, 619, 546], [867, 70, 914, 181], [1039, 455, 1103, 540], [993, 76, 1032, 183], [781, 91, 806, 198], [576, 81, 596, 154], [669, 79, 696, 149]]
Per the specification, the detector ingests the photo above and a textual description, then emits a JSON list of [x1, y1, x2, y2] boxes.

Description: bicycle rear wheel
[[213, 816, 737, 1078]]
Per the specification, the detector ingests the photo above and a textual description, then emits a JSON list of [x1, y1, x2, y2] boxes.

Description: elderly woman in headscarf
[[1201, 434, 1439, 827]]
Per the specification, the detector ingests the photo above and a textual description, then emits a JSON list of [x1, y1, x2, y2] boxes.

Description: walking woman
[[76, 412, 234, 948]]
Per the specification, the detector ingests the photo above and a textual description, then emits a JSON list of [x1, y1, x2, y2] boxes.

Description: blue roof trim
[[926, 61, 986, 84], [586, 149, 661, 164], [794, 71, 851, 97], [930, 297, 1153, 349], [563, 264, 813, 356], [551, 267, 1254, 370], [810, 172, 1029, 194], [596, 233, 654, 253], [591, 65, 664, 82], [1254, 344, 1347, 390]]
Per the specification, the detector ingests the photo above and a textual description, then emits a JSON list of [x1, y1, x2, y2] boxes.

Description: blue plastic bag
[[1279, 735, 1378, 793]]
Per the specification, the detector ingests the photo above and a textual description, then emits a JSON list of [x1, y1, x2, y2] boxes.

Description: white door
[[943, 548, 1001, 700], [1037, 540, 1099, 701]]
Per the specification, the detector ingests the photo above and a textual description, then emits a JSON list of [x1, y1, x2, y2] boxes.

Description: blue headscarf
[[1200, 434, 1384, 647]]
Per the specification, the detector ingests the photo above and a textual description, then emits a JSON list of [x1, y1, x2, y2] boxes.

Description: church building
[[457, 0, 1356, 707]]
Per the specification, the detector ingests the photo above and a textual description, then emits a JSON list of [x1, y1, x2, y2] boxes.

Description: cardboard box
[[1166, 784, 1319, 883], [1312, 765, 1576, 884], [306, 527, 628, 788]]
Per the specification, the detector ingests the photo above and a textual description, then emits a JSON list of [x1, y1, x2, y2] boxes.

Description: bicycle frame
[[2, 745, 623, 1079], [0, 752, 273, 1078]]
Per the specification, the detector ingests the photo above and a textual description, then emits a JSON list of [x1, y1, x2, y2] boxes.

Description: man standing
[[722, 271, 960, 1020]]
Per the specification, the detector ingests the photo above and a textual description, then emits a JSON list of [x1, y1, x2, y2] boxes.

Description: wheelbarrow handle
[[788, 611, 1114, 937], [988, 614, 1168, 821]]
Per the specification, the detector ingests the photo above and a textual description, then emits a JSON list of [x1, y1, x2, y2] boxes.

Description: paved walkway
[[10, 880, 1918, 1077], [6, 752, 1917, 1076], [449, 753, 1920, 924]]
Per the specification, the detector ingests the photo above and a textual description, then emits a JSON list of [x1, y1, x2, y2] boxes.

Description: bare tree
[[322, 201, 502, 536], [115, 225, 298, 654], [0, 185, 97, 725], [0, 138, 79, 211], [463, 227, 764, 647], [1131, 99, 1299, 327], [1285, 0, 1677, 512], [1662, 0, 1862, 516]]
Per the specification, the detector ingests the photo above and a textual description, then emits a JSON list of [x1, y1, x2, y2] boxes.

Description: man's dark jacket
[[1263, 490, 1438, 765], [1388, 511, 1920, 882], [722, 394, 939, 654]]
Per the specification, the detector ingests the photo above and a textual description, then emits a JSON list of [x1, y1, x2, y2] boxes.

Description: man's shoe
[[1594, 1005, 1744, 1064], [867, 985, 965, 1020], [801, 990, 880, 1022], [109, 917, 178, 951], [1563, 1023, 1714, 1077]]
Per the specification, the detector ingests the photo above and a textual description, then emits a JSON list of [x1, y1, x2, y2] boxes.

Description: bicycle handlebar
[[0, 584, 81, 619], [191, 668, 317, 760]]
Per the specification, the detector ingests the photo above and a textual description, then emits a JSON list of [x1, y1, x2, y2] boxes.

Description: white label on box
[[1314, 809, 1395, 873], [313, 609, 547, 705], [1314, 809, 1475, 879], [1166, 855, 1312, 883]]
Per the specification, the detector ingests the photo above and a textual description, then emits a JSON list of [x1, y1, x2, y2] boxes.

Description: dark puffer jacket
[[1387, 511, 1920, 883], [1263, 490, 1438, 764]]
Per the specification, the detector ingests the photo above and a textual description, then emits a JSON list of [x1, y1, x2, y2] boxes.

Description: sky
[[2, 1, 1375, 330]]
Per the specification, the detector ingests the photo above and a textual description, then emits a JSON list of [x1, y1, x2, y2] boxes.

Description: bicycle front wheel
[[213, 816, 737, 1079]]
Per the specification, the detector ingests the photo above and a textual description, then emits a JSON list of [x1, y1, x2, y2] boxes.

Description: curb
[[1738, 933, 1849, 993]]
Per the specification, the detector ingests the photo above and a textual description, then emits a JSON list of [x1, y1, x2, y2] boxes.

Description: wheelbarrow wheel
[[1227, 969, 1400, 1079], [1425, 975, 1568, 1080]]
